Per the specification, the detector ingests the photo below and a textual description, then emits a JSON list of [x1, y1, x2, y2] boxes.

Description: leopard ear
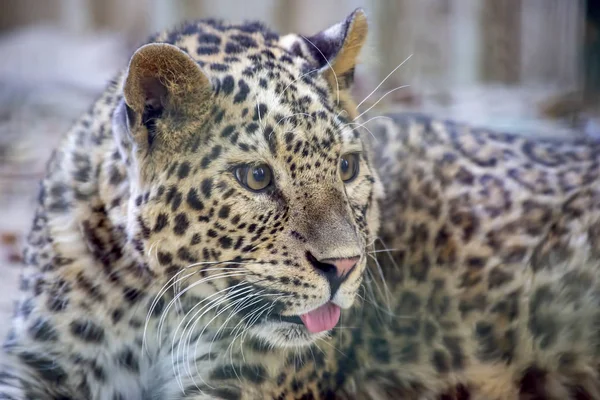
[[121, 43, 213, 153], [280, 8, 368, 117]]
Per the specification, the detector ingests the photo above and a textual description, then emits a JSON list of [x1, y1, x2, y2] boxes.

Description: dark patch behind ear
[[138, 77, 167, 144], [293, 9, 367, 84], [281, 9, 368, 118], [300, 12, 357, 67]]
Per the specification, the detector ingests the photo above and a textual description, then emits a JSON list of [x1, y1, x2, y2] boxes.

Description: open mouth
[[269, 302, 341, 333]]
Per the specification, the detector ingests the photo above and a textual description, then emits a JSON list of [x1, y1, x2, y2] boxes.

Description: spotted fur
[[2, 9, 600, 400]]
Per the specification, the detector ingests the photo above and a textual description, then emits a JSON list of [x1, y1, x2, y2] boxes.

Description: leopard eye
[[339, 153, 360, 183], [234, 164, 273, 192]]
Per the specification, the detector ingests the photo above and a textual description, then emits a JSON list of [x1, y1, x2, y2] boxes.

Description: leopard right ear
[[118, 43, 213, 155]]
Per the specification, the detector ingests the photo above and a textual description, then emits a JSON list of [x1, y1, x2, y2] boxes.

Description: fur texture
[[2, 9, 600, 400]]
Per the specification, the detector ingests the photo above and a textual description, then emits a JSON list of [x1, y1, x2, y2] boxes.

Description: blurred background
[[0, 0, 598, 338]]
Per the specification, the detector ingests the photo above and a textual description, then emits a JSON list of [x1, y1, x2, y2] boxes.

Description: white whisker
[[158, 271, 248, 344], [355, 54, 413, 110], [186, 287, 281, 387], [375, 237, 402, 271], [188, 292, 262, 385], [353, 85, 411, 122], [333, 115, 393, 144], [144, 264, 250, 356], [174, 283, 253, 391], [367, 253, 393, 315], [367, 248, 401, 253], [256, 98, 263, 127]]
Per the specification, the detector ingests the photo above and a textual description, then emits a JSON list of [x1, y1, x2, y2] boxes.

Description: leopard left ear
[[280, 8, 368, 118]]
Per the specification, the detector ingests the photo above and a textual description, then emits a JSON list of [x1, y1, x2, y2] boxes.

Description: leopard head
[[112, 9, 383, 347]]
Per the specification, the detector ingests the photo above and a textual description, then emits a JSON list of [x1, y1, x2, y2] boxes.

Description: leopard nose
[[306, 252, 360, 297], [328, 257, 360, 277]]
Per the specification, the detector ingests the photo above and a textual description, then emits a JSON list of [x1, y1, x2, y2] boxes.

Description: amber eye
[[339, 153, 360, 183], [234, 164, 273, 192]]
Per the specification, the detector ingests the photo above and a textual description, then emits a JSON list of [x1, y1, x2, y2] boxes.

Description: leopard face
[[111, 10, 382, 347]]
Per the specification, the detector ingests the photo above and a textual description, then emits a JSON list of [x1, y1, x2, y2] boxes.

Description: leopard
[[2, 7, 600, 400]]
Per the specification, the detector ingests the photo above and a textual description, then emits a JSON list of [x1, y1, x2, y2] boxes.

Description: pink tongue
[[300, 302, 341, 333]]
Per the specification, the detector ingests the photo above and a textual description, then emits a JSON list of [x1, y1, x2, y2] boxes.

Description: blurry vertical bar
[[585, 0, 600, 100]]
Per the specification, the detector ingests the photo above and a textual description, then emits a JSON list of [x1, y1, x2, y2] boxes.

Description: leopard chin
[[249, 320, 330, 348]]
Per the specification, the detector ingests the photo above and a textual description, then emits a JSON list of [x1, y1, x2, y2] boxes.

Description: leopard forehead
[[134, 19, 364, 172], [153, 20, 344, 119]]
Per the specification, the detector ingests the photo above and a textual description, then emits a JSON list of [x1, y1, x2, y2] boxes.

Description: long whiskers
[[180, 277, 281, 381], [367, 253, 393, 314], [145, 259, 255, 339], [187, 286, 288, 389], [334, 115, 394, 143], [144, 264, 251, 355], [374, 237, 402, 271], [367, 248, 402, 254], [180, 284, 257, 390], [157, 270, 250, 345], [355, 54, 413, 110], [353, 84, 411, 122], [214, 294, 280, 384], [172, 282, 253, 391]]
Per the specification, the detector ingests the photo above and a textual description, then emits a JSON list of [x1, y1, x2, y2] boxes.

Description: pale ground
[[0, 26, 590, 364]]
